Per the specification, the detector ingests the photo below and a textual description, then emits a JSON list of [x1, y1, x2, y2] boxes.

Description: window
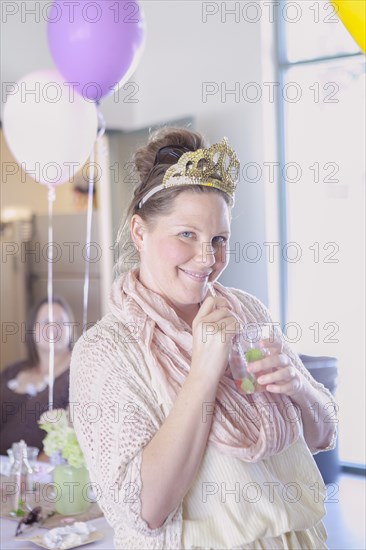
[[276, 0, 365, 466]]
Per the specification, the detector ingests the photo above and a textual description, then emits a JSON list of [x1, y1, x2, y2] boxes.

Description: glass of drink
[[229, 323, 279, 394]]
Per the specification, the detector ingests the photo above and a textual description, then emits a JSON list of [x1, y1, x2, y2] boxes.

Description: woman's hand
[[247, 338, 305, 397], [249, 339, 338, 451], [191, 296, 241, 384]]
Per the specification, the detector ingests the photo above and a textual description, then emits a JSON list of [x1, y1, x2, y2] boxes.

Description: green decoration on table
[[10, 498, 26, 517], [53, 463, 90, 515], [38, 409, 85, 468], [38, 409, 90, 516]]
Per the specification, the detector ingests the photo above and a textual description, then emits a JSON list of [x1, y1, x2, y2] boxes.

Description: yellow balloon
[[332, 0, 366, 53]]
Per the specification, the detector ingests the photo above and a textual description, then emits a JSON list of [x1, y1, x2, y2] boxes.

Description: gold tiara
[[138, 138, 240, 209]]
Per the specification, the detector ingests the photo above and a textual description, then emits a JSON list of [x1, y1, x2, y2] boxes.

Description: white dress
[[182, 438, 328, 549]]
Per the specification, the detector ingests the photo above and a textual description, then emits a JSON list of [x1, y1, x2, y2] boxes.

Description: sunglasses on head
[[154, 145, 194, 165]]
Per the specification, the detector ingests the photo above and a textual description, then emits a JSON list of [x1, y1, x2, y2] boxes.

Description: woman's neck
[[177, 303, 202, 329]]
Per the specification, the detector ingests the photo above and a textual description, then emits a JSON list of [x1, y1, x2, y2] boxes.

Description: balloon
[[332, 0, 366, 53], [47, 0, 146, 101], [2, 69, 98, 187]]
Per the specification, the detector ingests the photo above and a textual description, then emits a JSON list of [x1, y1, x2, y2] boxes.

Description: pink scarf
[[109, 268, 300, 462]]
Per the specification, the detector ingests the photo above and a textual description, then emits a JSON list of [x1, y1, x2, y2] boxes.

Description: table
[[0, 455, 115, 549]]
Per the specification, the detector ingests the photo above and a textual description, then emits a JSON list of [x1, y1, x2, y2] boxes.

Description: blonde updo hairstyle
[[113, 126, 232, 277]]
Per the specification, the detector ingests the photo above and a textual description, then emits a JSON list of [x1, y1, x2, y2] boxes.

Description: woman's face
[[131, 192, 231, 321], [35, 303, 72, 354]]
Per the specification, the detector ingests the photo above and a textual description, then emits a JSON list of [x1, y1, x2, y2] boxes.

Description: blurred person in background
[[0, 296, 75, 455]]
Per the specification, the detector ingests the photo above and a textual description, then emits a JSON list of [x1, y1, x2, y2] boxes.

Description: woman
[[1, 297, 74, 455], [70, 127, 337, 549]]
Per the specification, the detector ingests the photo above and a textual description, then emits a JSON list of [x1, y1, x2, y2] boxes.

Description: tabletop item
[[8, 446, 40, 491], [53, 463, 91, 516], [14, 522, 103, 549], [8, 441, 33, 515], [42, 522, 97, 549], [15, 506, 43, 536], [7, 447, 39, 469]]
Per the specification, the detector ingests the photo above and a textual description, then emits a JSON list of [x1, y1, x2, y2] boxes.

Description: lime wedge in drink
[[245, 348, 264, 362], [240, 377, 255, 394]]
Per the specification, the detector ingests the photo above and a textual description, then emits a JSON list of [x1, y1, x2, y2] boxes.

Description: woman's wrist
[[188, 360, 223, 392]]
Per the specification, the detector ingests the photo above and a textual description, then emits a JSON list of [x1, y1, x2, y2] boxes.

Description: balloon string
[[47, 186, 56, 411], [82, 103, 106, 333], [96, 101, 106, 140]]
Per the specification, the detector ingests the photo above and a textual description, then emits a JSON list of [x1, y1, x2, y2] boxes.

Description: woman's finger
[[259, 364, 304, 396], [265, 377, 302, 396], [257, 365, 297, 386]]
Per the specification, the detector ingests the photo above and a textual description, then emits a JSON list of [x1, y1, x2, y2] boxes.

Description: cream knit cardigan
[[70, 287, 337, 550]]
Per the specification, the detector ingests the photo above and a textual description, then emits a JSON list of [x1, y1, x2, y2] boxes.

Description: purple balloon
[[48, 0, 146, 101]]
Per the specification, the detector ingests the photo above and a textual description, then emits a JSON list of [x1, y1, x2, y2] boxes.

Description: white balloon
[[3, 69, 98, 186]]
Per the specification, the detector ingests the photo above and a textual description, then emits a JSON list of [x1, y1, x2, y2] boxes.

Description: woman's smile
[[178, 268, 212, 282]]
